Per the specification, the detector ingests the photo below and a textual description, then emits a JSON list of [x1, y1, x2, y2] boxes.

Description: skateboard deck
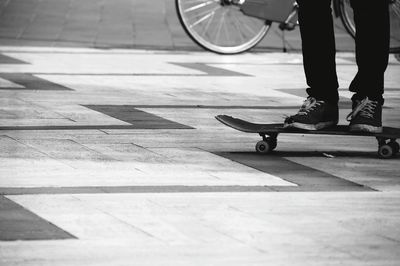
[[215, 115, 400, 158]]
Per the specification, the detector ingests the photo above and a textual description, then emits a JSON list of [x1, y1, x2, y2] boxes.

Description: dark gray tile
[[0, 73, 73, 91], [0, 53, 28, 64], [170, 62, 251, 77], [215, 152, 374, 192], [84, 105, 193, 129], [0, 195, 76, 241]]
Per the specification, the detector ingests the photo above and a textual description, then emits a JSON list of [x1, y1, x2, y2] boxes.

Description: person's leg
[[297, 0, 339, 104], [284, 0, 338, 130], [349, 0, 390, 104], [347, 0, 389, 133]]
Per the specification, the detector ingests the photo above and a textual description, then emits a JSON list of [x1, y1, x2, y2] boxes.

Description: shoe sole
[[349, 124, 383, 133], [283, 121, 338, 131]]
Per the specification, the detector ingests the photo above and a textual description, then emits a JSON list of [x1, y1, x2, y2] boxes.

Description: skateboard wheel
[[256, 140, 271, 153], [256, 138, 277, 153], [378, 144, 394, 159]]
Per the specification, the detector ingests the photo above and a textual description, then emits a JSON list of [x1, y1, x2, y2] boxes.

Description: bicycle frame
[[240, 0, 344, 30], [240, 0, 297, 24]]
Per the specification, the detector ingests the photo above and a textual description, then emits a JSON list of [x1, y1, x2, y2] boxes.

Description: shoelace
[[297, 97, 323, 116], [346, 97, 378, 121], [283, 97, 324, 120]]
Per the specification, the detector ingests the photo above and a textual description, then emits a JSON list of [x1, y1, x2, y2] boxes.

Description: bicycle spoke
[[239, 16, 259, 36], [389, 0, 400, 49], [246, 13, 266, 32], [176, 0, 270, 53], [182, 0, 219, 22], [190, 8, 217, 28], [236, 13, 263, 42], [390, 2, 400, 46], [184, 1, 216, 13], [187, 3, 220, 21], [391, 1, 400, 26], [214, 9, 226, 45], [201, 8, 216, 36], [223, 10, 232, 44], [231, 11, 246, 43], [394, 7, 400, 18]]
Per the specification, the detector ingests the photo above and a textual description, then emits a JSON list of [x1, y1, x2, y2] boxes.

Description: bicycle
[[176, 0, 400, 54]]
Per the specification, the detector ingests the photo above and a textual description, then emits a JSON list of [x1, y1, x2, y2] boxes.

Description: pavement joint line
[[0, 72, 398, 75], [133, 105, 301, 109], [0, 44, 292, 53], [0, 73, 248, 76], [0, 125, 195, 130], [0, 104, 388, 110], [0, 185, 377, 195], [0, 49, 197, 54]]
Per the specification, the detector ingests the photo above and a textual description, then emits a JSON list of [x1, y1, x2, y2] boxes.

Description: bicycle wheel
[[176, 0, 271, 54], [338, 0, 400, 53]]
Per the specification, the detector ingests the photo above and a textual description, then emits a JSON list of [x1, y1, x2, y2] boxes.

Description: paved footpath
[[0, 0, 355, 52], [0, 46, 400, 265]]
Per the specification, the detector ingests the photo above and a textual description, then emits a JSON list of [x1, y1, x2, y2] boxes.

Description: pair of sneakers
[[284, 96, 383, 133]]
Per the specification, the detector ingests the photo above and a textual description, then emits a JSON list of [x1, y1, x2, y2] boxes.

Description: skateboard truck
[[256, 133, 278, 153]]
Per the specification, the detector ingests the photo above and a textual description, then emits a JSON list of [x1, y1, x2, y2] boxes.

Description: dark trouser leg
[[349, 0, 389, 105], [297, 0, 339, 104]]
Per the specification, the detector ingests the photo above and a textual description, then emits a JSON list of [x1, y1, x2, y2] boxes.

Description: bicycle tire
[[176, 0, 271, 54], [338, 0, 400, 54]]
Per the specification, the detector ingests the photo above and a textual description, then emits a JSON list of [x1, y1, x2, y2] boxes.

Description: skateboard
[[215, 115, 400, 159]]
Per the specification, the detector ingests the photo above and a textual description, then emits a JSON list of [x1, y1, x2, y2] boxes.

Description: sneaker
[[284, 97, 339, 130], [347, 97, 383, 133]]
